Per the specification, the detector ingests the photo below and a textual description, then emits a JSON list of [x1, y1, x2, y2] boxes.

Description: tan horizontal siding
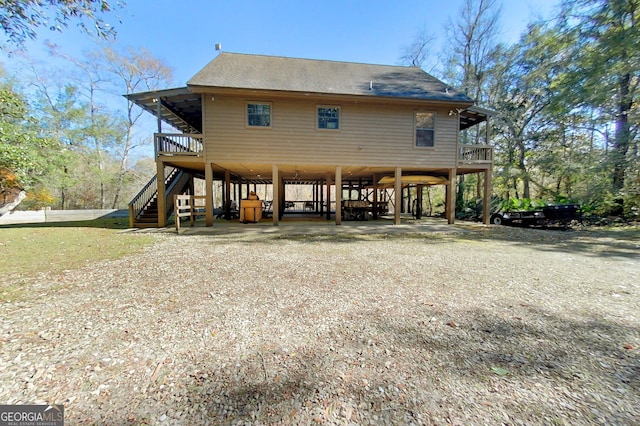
[[204, 96, 458, 168]]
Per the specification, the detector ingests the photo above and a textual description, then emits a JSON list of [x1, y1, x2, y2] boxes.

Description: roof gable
[[187, 52, 472, 103]]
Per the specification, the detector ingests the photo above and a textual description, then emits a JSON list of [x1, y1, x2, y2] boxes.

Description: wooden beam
[[156, 97, 162, 133], [320, 179, 325, 215], [224, 170, 231, 220], [272, 165, 279, 226], [188, 174, 195, 195], [394, 167, 402, 225], [445, 183, 450, 219], [452, 107, 460, 225], [313, 182, 318, 213], [372, 173, 379, 219], [405, 186, 411, 214], [484, 114, 492, 225], [447, 168, 456, 224], [483, 168, 492, 225], [205, 162, 214, 226], [485, 112, 491, 145], [157, 161, 166, 227], [335, 166, 342, 225], [159, 98, 200, 132], [280, 178, 285, 219], [325, 173, 332, 220], [416, 184, 424, 219]]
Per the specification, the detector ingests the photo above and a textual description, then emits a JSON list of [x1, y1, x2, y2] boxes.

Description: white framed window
[[247, 102, 272, 127], [415, 111, 435, 147], [317, 106, 340, 130]]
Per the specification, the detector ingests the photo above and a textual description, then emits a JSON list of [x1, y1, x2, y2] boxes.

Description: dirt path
[[1, 224, 638, 424]]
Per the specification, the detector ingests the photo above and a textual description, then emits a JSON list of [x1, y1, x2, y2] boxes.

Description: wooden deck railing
[[155, 133, 203, 156], [458, 145, 493, 164]]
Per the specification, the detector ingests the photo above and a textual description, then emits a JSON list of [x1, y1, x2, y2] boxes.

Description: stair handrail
[[128, 166, 181, 227], [128, 175, 158, 227], [165, 169, 184, 194]]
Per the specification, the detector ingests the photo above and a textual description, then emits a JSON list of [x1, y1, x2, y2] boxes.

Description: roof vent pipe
[[215, 43, 222, 52]]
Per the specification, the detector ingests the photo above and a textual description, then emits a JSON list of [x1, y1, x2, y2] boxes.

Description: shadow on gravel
[[177, 345, 428, 424], [453, 226, 640, 260], [376, 306, 640, 423], [173, 306, 639, 425], [179, 222, 640, 260]]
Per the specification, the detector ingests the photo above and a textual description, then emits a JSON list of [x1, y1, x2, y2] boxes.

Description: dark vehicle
[[490, 204, 580, 228]]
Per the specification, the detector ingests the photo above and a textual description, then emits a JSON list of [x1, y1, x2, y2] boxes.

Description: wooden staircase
[[129, 167, 192, 228], [133, 196, 162, 228]]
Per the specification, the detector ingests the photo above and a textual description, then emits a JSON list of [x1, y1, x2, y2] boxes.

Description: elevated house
[[127, 52, 493, 228]]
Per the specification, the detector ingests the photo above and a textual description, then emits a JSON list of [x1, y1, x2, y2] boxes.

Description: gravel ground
[[1, 221, 639, 425]]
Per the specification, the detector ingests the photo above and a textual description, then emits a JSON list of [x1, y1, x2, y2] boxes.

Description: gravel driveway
[[1, 221, 639, 425]]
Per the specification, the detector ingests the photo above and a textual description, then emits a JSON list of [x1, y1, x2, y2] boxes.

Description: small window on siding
[[317, 106, 340, 130], [415, 112, 435, 147], [247, 102, 271, 127]]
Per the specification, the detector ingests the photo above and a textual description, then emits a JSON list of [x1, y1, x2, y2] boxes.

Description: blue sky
[[5, 0, 560, 86]]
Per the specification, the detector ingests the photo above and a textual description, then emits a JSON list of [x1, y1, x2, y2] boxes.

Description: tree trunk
[[96, 146, 105, 209], [111, 124, 133, 209], [612, 72, 632, 191], [456, 175, 465, 209], [111, 152, 127, 209], [516, 139, 530, 199]]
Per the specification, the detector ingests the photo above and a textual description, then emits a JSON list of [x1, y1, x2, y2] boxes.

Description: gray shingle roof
[[187, 52, 472, 103]]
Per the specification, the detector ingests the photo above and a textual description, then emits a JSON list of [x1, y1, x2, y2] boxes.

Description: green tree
[[32, 82, 124, 209], [0, 70, 51, 187], [558, 0, 640, 192], [487, 24, 568, 200], [47, 44, 173, 208], [39, 45, 126, 208], [0, 0, 123, 48]]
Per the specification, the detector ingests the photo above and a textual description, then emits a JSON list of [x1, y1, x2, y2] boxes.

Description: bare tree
[[399, 27, 436, 69], [99, 46, 173, 208], [440, 0, 502, 205], [442, 0, 501, 108], [20, 45, 172, 209]]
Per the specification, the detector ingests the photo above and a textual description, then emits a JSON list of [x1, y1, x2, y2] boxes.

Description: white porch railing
[[155, 133, 203, 155]]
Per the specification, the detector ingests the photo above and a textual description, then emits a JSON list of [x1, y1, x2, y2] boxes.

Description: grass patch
[[0, 219, 156, 300], [1, 217, 131, 230]]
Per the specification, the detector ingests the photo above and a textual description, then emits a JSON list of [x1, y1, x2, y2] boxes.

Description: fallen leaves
[[490, 367, 510, 376], [1, 228, 638, 424]]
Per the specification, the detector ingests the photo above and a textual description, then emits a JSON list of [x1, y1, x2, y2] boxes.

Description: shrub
[[20, 188, 57, 210]]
